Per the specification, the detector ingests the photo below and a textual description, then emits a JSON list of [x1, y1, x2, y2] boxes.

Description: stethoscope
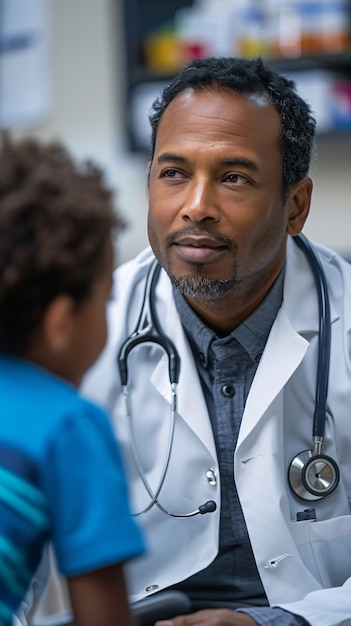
[[118, 260, 216, 518], [288, 234, 339, 501], [118, 233, 340, 513]]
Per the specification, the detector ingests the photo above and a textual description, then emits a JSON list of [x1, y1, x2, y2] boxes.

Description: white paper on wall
[[0, 0, 52, 128]]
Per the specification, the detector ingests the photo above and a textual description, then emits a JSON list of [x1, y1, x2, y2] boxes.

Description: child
[[0, 132, 145, 626]]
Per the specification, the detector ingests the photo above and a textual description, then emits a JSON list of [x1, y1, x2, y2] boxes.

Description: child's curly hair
[[0, 131, 126, 355]]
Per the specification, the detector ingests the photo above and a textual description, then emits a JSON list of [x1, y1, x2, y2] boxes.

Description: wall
[[305, 133, 351, 257], [10, 0, 351, 261], [12, 0, 149, 264]]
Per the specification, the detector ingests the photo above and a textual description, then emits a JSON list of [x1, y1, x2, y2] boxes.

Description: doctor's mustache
[[165, 228, 237, 250]]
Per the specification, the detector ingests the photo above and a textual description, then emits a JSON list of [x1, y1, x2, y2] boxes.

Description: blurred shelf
[[117, 0, 351, 151]]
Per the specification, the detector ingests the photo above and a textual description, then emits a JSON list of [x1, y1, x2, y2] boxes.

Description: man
[[83, 57, 351, 626]]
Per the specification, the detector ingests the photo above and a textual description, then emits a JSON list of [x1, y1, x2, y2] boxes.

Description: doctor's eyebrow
[[156, 153, 258, 171], [157, 153, 187, 165], [220, 158, 258, 172]]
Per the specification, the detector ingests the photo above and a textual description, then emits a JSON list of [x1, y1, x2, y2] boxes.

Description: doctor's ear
[[286, 177, 313, 236]]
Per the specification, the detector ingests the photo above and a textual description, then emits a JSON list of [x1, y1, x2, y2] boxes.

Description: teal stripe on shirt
[[0, 466, 48, 529], [0, 599, 14, 622], [0, 534, 31, 580]]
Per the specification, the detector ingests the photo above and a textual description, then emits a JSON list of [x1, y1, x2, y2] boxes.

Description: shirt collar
[[173, 268, 285, 367]]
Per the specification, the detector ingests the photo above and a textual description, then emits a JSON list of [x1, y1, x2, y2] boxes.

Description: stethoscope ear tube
[[293, 234, 331, 435], [288, 235, 339, 501], [118, 332, 180, 387], [118, 260, 180, 387]]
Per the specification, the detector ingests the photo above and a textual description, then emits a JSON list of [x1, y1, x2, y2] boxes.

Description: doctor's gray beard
[[169, 274, 238, 300]]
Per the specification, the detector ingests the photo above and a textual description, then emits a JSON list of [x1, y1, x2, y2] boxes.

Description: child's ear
[[41, 295, 75, 353]]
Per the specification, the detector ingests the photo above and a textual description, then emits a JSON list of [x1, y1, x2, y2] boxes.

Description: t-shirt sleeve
[[41, 400, 146, 577]]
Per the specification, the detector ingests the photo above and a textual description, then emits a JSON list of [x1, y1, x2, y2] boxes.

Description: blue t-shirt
[[0, 355, 145, 625]]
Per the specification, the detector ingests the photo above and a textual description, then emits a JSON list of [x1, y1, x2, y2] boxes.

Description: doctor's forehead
[[151, 89, 282, 160], [154, 85, 273, 125], [155, 87, 278, 128]]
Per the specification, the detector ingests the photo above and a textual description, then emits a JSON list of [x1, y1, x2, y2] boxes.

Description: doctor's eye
[[160, 169, 185, 179], [224, 173, 250, 185]]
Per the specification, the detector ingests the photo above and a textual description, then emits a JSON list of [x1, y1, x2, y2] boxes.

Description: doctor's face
[[147, 88, 309, 309]]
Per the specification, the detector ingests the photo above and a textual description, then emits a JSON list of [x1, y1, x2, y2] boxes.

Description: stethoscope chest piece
[[288, 449, 340, 501]]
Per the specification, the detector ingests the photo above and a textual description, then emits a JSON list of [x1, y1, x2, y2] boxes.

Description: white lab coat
[[28, 235, 351, 626], [85, 233, 351, 625]]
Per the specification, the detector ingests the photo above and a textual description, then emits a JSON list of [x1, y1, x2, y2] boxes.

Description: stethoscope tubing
[[293, 234, 331, 439], [122, 381, 177, 515], [118, 260, 180, 387]]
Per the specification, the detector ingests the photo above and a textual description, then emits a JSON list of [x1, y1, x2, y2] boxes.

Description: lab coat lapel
[[237, 305, 310, 447], [150, 270, 217, 460], [238, 235, 337, 446]]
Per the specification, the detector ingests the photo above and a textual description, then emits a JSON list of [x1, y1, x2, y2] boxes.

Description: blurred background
[[1, 0, 351, 263]]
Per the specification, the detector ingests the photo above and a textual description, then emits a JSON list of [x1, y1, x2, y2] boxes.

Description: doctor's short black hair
[[149, 56, 316, 200], [0, 131, 126, 355]]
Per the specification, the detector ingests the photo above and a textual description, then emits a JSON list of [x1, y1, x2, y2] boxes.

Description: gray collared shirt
[[170, 271, 309, 626]]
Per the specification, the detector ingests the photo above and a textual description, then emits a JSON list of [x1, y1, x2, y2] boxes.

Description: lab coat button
[[206, 468, 217, 485], [145, 585, 159, 592]]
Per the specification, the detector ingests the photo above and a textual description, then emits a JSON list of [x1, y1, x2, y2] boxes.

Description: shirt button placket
[[221, 384, 235, 398]]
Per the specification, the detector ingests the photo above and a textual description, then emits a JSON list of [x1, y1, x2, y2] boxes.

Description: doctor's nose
[[180, 180, 220, 223]]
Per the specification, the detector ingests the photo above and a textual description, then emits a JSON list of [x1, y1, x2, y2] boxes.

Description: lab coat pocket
[[291, 515, 351, 588]]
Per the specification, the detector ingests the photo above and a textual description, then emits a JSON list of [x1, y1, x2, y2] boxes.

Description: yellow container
[[144, 32, 183, 73]]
